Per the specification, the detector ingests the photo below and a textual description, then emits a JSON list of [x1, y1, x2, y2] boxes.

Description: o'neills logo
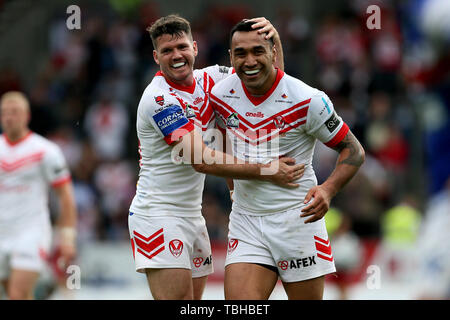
[[245, 111, 264, 118]]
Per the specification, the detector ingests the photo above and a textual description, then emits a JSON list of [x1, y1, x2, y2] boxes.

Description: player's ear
[[228, 49, 234, 68], [193, 41, 198, 57], [153, 50, 160, 65], [272, 45, 277, 64]]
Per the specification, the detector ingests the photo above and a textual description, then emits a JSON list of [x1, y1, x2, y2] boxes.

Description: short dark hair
[[147, 14, 192, 49], [229, 19, 274, 47]]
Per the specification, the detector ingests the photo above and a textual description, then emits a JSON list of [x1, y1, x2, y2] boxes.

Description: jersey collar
[[155, 71, 196, 94], [3, 130, 32, 147]]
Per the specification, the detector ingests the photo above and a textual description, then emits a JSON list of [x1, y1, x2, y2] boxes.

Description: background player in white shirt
[[0, 91, 77, 299], [210, 20, 365, 300], [128, 14, 304, 300]]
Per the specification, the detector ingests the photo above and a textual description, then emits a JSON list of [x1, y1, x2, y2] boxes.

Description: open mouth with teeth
[[172, 62, 187, 69], [244, 69, 260, 76], [244, 69, 260, 75]]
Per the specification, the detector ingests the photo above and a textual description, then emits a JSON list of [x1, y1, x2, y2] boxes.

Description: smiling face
[[152, 32, 198, 87], [230, 29, 277, 96]]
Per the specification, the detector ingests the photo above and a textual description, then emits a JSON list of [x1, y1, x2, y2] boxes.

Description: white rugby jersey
[[129, 65, 233, 217], [0, 132, 71, 236], [210, 69, 349, 214]]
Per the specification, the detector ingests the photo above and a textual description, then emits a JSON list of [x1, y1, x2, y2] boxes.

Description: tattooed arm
[[300, 130, 365, 223]]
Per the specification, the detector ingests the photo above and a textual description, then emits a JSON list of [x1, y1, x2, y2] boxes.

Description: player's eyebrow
[[233, 45, 266, 54], [233, 47, 246, 53]]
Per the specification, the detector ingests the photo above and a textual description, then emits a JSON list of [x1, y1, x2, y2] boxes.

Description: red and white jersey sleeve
[[198, 65, 234, 86], [304, 92, 349, 148], [41, 141, 72, 187], [210, 70, 350, 214], [0, 133, 71, 236], [144, 90, 195, 145]]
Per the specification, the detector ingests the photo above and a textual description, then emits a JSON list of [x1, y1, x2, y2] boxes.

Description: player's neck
[[245, 68, 278, 96], [5, 129, 31, 145]]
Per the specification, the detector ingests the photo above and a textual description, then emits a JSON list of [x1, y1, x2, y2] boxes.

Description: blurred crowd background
[[0, 0, 449, 299]]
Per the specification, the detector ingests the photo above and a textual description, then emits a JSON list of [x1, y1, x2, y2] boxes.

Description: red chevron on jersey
[[212, 94, 310, 130], [169, 92, 202, 129], [211, 94, 310, 145], [314, 236, 333, 262], [133, 229, 165, 260], [200, 72, 215, 128], [168, 91, 214, 131], [0, 151, 45, 172], [130, 238, 136, 260]]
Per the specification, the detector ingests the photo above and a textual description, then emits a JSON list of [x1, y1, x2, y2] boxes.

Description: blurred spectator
[[325, 208, 363, 299], [365, 92, 409, 172], [93, 160, 136, 240], [83, 94, 129, 161], [373, 196, 422, 283]]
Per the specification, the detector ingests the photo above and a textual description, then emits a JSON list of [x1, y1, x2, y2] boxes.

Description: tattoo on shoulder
[[332, 131, 364, 167]]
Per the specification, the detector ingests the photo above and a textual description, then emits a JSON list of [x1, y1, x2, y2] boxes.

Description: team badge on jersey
[[273, 115, 285, 129], [226, 113, 240, 128], [185, 104, 196, 118], [169, 239, 184, 258], [227, 239, 239, 254], [154, 95, 165, 106]]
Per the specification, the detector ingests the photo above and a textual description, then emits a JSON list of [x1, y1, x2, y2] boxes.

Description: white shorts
[[128, 212, 213, 278], [225, 208, 336, 283], [0, 221, 52, 280]]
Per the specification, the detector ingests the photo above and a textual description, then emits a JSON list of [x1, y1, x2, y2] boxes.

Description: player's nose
[[244, 54, 258, 67], [171, 48, 183, 60]]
